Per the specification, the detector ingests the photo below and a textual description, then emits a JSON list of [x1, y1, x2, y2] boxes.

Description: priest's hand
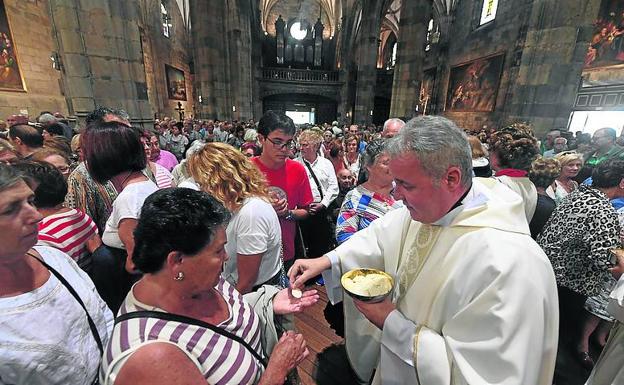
[[288, 256, 331, 289], [353, 297, 396, 329]]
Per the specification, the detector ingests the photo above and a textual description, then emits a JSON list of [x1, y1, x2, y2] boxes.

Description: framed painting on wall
[[584, 1, 624, 70], [419, 68, 436, 115], [581, 0, 624, 87], [165, 64, 187, 101], [446, 53, 504, 112], [0, 1, 25, 92]]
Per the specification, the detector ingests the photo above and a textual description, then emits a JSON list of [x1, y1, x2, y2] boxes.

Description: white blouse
[[0, 246, 113, 385]]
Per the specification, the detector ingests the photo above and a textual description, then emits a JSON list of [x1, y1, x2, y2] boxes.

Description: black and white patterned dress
[[537, 185, 620, 301]]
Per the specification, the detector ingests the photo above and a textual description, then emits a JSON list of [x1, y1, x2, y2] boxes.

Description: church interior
[[0, 0, 621, 136], [3, 1, 624, 385]]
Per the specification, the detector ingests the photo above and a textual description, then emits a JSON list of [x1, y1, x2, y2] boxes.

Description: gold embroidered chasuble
[[324, 178, 559, 385]]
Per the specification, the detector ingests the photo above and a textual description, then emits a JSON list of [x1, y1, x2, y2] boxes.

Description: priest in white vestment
[[289, 116, 559, 385], [586, 254, 624, 385]]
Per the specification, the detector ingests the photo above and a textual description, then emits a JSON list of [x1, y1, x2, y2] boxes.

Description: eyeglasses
[[266, 137, 295, 150]]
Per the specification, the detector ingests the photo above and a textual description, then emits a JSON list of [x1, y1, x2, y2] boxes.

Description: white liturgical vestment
[[323, 178, 559, 385], [586, 274, 624, 385]]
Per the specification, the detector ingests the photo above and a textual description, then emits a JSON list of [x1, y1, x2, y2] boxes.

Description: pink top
[[154, 150, 179, 171]]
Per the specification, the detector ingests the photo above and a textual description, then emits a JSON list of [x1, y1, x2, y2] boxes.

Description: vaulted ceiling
[[259, 0, 342, 37]]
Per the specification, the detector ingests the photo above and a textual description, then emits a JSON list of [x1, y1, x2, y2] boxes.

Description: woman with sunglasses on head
[[546, 151, 583, 204], [31, 148, 72, 181], [335, 139, 402, 245]]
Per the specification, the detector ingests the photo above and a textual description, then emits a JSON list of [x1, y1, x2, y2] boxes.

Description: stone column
[[352, 0, 383, 125], [225, 0, 255, 120], [389, 0, 430, 119], [49, 0, 152, 125], [50, 0, 153, 124], [190, 0, 228, 119]]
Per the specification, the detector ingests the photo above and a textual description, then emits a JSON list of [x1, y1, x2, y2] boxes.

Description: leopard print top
[[537, 185, 621, 297]]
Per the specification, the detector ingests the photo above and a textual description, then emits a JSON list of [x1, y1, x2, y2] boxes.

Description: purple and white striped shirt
[[100, 277, 263, 385]]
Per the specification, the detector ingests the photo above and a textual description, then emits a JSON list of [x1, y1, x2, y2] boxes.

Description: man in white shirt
[[296, 129, 339, 257], [289, 116, 559, 385], [213, 121, 229, 142]]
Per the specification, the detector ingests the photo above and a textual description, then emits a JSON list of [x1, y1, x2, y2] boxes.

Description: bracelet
[[285, 210, 295, 221]]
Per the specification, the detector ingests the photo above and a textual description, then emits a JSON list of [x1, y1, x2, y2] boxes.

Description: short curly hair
[[132, 188, 231, 274], [488, 123, 539, 171], [12, 161, 67, 208], [592, 159, 624, 188], [529, 156, 561, 189]]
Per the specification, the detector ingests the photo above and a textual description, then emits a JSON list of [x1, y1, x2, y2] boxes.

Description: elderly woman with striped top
[[100, 188, 318, 385], [335, 139, 402, 244]]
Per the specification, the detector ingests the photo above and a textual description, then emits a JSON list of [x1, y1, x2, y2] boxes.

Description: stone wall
[[0, 0, 66, 119], [138, 0, 193, 120], [413, 0, 602, 136], [49, 0, 152, 125], [438, 0, 535, 131], [505, 0, 600, 136]]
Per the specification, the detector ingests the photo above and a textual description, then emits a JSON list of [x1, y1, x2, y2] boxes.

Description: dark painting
[[446, 54, 504, 112], [0, 1, 25, 92], [419, 68, 436, 115], [165, 64, 187, 101], [584, 1, 624, 69]]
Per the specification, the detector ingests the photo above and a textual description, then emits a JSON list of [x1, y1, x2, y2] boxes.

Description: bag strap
[[28, 252, 104, 355], [115, 310, 267, 367], [303, 159, 324, 200]]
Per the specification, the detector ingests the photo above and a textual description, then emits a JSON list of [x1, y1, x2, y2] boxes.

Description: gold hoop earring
[[174, 271, 185, 281]]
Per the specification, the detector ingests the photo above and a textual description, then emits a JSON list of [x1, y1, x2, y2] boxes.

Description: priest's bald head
[[386, 116, 472, 224]]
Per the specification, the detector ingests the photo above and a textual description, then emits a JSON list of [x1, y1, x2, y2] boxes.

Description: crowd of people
[[1, 107, 624, 385]]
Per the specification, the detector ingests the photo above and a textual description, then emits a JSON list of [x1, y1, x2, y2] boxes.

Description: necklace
[[114, 171, 139, 191]]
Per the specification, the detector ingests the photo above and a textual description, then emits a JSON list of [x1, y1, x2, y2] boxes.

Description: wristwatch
[[285, 210, 295, 221]]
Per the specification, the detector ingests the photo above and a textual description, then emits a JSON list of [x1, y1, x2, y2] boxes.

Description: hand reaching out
[[273, 288, 319, 315]]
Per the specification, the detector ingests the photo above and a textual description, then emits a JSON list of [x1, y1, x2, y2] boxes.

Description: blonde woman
[[546, 151, 582, 203], [182, 142, 283, 294]]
